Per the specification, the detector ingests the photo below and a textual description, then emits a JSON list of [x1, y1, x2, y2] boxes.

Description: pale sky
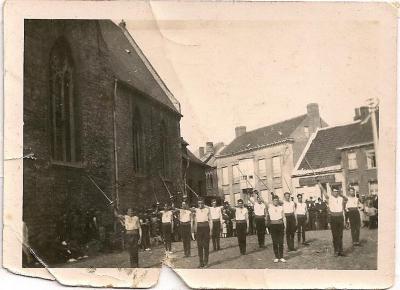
[[123, 2, 384, 152]]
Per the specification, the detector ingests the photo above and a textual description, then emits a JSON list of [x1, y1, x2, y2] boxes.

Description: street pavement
[[62, 228, 377, 270]]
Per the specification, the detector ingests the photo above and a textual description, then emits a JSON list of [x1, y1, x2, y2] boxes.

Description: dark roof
[[98, 20, 180, 114], [296, 111, 378, 172], [187, 150, 209, 167], [219, 114, 307, 156], [297, 122, 361, 171]]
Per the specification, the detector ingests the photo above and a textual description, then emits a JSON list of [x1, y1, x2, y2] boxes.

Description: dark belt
[[197, 221, 209, 227], [296, 214, 306, 218], [270, 219, 283, 224], [236, 220, 247, 224], [347, 207, 358, 211], [126, 229, 139, 235], [331, 212, 343, 216], [212, 219, 221, 222], [180, 221, 191, 224], [255, 215, 265, 218], [285, 213, 295, 217]]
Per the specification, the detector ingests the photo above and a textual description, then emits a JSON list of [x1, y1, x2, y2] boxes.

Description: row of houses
[[197, 104, 378, 205]]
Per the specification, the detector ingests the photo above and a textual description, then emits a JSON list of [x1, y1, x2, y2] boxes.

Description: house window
[[49, 38, 79, 162], [222, 167, 229, 186], [366, 150, 376, 169], [160, 121, 169, 177], [132, 107, 144, 173], [347, 152, 358, 170], [232, 165, 240, 184], [304, 126, 310, 137], [369, 181, 378, 196], [258, 159, 267, 179], [272, 156, 281, 177]]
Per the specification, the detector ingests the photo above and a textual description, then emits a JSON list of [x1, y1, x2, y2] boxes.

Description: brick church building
[[23, 19, 183, 262]]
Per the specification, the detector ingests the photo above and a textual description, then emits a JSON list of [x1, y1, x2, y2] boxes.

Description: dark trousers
[[126, 232, 139, 267], [270, 223, 284, 259], [162, 223, 172, 252], [296, 215, 306, 243], [212, 221, 221, 250], [330, 215, 344, 254], [348, 210, 361, 243], [197, 224, 210, 266], [236, 222, 247, 254], [142, 226, 150, 249], [180, 222, 191, 256], [255, 217, 266, 247], [285, 215, 296, 250]]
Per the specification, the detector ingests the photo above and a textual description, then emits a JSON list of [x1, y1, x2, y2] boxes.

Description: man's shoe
[[280, 258, 287, 263], [338, 252, 346, 257], [273, 258, 279, 263], [334, 252, 339, 257], [198, 264, 204, 268]]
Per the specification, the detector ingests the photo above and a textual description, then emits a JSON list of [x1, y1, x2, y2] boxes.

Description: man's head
[[127, 208, 135, 217], [297, 194, 303, 202], [257, 195, 262, 203], [163, 203, 169, 211], [211, 199, 217, 207], [198, 198, 205, 209], [332, 188, 339, 197], [284, 192, 291, 201], [237, 199, 244, 208], [272, 195, 280, 206], [182, 201, 188, 209], [348, 187, 356, 197]]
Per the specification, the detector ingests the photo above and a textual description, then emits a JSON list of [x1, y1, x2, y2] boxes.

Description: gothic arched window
[[49, 38, 79, 162], [132, 107, 144, 173]]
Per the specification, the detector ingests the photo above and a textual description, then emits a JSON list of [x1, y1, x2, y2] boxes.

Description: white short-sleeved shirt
[[195, 207, 210, 222], [210, 206, 222, 220], [346, 197, 359, 209], [254, 202, 266, 216], [329, 196, 344, 213], [268, 205, 283, 221], [283, 200, 295, 214], [161, 210, 173, 223], [295, 202, 307, 215], [235, 207, 248, 221], [179, 209, 192, 223], [124, 215, 139, 231]]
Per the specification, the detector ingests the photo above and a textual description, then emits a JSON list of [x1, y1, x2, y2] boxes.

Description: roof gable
[[219, 114, 307, 156], [295, 121, 365, 172], [98, 20, 180, 114]]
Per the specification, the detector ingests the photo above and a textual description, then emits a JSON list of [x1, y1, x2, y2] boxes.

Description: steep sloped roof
[[98, 20, 180, 114], [186, 150, 210, 168], [219, 114, 307, 156], [296, 122, 361, 171]]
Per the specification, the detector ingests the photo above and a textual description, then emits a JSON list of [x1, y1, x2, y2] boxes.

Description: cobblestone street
[[62, 228, 377, 270]]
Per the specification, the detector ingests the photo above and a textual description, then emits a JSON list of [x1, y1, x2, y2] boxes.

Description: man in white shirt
[[209, 199, 223, 251], [249, 191, 267, 248], [235, 199, 249, 255], [295, 194, 309, 246], [346, 187, 361, 246], [114, 207, 142, 267], [160, 203, 174, 254], [283, 192, 297, 251], [193, 198, 213, 268], [178, 201, 193, 257], [317, 181, 348, 257]]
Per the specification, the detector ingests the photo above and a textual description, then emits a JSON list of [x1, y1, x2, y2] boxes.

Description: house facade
[[23, 19, 183, 262], [215, 103, 327, 205], [292, 106, 378, 200]]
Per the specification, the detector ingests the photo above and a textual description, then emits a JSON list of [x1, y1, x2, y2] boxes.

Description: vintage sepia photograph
[[3, 1, 396, 289]]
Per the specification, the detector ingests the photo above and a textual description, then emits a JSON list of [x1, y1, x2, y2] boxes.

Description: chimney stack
[[199, 147, 205, 158], [354, 106, 369, 121], [206, 142, 214, 154], [235, 126, 247, 138], [306, 103, 321, 132]]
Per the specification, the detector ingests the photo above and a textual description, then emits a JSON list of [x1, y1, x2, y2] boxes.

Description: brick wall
[[23, 20, 183, 262]]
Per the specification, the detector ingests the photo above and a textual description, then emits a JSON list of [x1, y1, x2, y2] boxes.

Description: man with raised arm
[[193, 197, 213, 268], [249, 190, 267, 248], [234, 199, 250, 255], [317, 180, 348, 257], [283, 192, 297, 251], [295, 193, 309, 246], [114, 207, 142, 268], [209, 199, 223, 251]]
